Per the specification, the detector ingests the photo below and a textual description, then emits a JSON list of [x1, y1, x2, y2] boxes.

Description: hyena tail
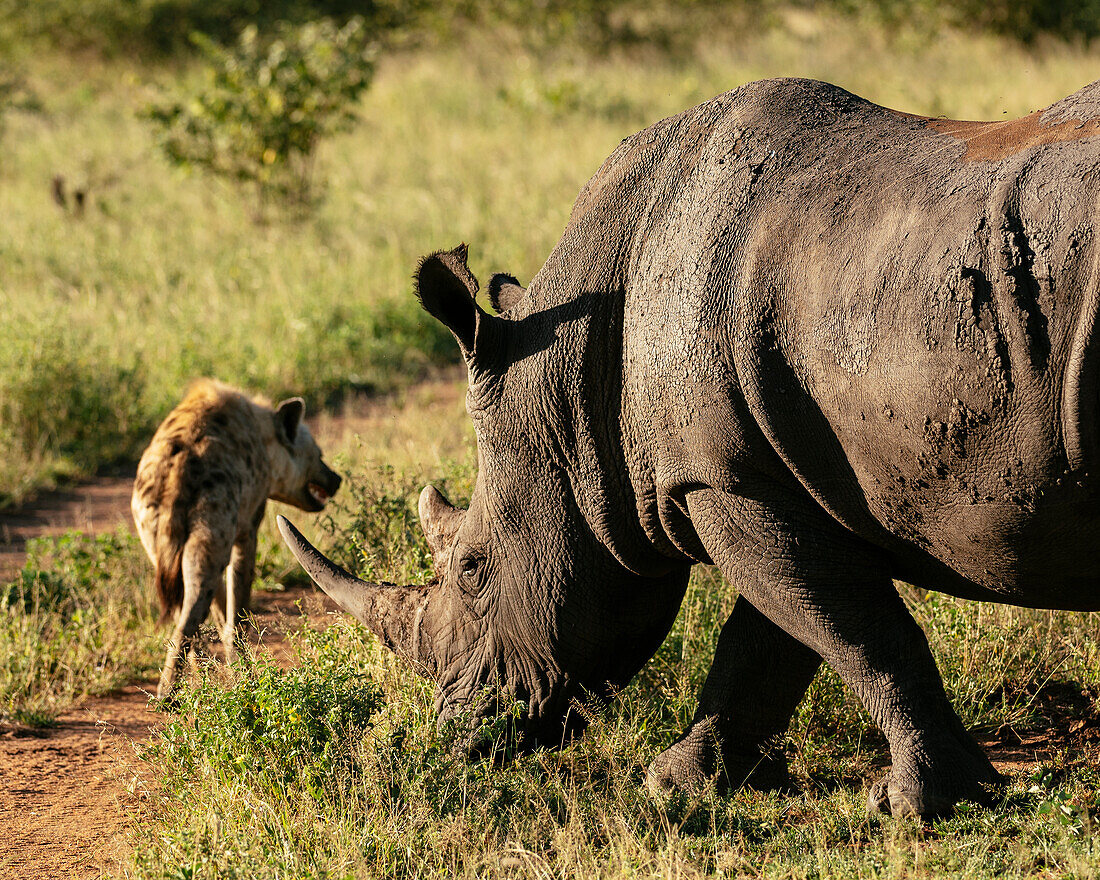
[[154, 463, 189, 626], [154, 550, 184, 626]]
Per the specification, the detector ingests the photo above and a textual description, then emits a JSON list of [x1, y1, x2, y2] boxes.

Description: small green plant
[[1029, 768, 1097, 836], [145, 16, 375, 211], [144, 621, 384, 797], [315, 461, 474, 585]]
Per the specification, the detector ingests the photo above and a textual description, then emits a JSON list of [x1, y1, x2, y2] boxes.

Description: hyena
[[132, 379, 341, 698]]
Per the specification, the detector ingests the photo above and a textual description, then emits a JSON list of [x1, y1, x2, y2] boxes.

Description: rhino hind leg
[[683, 485, 1005, 818], [647, 595, 821, 797]]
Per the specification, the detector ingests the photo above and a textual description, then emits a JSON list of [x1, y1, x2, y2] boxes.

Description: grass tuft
[[0, 530, 161, 726]]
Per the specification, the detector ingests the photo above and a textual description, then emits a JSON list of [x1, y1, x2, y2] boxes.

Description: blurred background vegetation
[[4, 0, 1100, 55], [3, 0, 1100, 504]]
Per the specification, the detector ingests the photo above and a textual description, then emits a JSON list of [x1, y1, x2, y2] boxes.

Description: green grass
[[4, 10, 1100, 501], [0, 530, 162, 726]]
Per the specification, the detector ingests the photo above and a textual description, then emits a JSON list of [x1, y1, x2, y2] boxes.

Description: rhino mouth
[[442, 691, 591, 762]]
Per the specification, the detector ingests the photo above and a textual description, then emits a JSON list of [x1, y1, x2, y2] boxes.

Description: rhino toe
[[867, 762, 1005, 818], [647, 717, 795, 799]]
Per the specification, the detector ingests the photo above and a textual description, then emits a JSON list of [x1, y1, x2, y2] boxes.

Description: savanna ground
[[4, 3, 1100, 877]]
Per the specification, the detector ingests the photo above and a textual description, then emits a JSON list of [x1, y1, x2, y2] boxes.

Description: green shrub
[[830, 0, 1100, 43], [0, 0, 429, 56], [144, 622, 385, 796], [145, 16, 376, 211], [4, 0, 1100, 55]]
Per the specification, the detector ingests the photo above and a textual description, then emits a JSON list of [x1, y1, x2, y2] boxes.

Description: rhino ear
[[488, 273, 525, 314], [416, 244, 485, 355]]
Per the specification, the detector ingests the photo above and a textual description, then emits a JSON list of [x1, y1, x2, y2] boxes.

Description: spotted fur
[[132, 379, 341, 698]]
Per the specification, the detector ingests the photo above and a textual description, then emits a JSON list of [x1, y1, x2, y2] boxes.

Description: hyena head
[[266, 398, 342, 512]]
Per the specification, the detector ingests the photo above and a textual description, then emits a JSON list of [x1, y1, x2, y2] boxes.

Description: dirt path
[[0, 579, 337, 879], [0, 428, 353, 878], [0, 475, 136, 582], [0, 686, 153, 879]]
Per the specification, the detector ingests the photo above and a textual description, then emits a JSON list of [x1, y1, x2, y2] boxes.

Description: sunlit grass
[[0, 531, 161, 726], [4, 11, 1100, 500]]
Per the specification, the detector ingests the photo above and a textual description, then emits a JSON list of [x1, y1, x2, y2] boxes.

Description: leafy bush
[[144, 622, 384, 796], [0, 0, 429, 56], [145, 17, 376, 211], [828, 0, 1100, 43], [4, 0, 1100, 55]]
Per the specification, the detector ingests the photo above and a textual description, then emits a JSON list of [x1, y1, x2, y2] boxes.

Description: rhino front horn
[[277, 516, 432, 671]]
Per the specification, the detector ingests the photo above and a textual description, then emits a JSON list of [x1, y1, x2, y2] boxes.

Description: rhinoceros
[[278, 77, 1100, 818]]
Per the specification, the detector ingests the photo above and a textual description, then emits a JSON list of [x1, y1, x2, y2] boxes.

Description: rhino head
[[279, 244, 689, 755]]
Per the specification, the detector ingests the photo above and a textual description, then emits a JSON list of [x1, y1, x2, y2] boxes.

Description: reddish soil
[[0, 686, 152, 879]]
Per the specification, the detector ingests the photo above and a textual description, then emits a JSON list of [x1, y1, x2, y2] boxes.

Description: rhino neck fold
[[1062, 238, 1100, 477], [520, 283, 685, 577]]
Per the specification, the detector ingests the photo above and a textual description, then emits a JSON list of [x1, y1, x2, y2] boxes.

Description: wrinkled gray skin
[[281, 78, 1100, 818]]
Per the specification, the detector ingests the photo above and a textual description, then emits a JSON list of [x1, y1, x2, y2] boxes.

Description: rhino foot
[[646, 716, 793, 798], [867, 759, 1005, 818]]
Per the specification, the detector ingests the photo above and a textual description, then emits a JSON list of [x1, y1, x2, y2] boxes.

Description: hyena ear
[[275, 397, 305, 446]]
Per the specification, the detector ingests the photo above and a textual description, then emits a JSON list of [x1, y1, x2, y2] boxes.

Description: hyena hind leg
[[157, 534, 230, 701]]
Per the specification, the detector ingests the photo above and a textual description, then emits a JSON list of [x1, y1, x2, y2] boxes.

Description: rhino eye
[[459, 554, 486, 580]]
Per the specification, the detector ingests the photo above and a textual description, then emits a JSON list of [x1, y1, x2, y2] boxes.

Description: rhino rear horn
[[277, 516, 432, 672], [418, 485, 466, 559], [488, 273, 525, 314]]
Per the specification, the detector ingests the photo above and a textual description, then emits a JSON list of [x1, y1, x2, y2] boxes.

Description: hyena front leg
[[157, 531, 231, 700], [222, 527, 258, 665]]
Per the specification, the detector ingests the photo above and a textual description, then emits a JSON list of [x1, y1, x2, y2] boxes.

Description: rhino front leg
[[685, 485, 1003, 817], [647, 595, 821, 796]]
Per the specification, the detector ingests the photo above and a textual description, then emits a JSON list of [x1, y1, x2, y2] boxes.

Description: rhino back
[[581, 78, 1100, 607]]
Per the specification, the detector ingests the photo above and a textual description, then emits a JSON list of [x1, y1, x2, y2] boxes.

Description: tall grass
[[4, 11, 1100, 502], [0, 531, 161, 726]]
